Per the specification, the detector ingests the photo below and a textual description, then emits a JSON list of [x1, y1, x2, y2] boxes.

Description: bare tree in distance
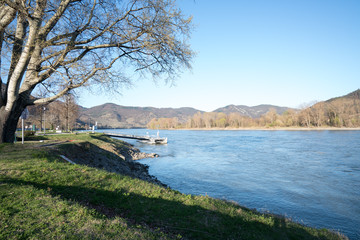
[[0, 0, 194, 143], [60, 92, 78, 132]]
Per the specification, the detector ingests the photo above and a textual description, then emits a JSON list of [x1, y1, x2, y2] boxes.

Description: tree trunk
[[0, 103, 26, 144]]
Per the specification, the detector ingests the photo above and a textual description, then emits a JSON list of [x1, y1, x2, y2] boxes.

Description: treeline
[[148, 98, 360, 129], [19, 94, 79, 132]]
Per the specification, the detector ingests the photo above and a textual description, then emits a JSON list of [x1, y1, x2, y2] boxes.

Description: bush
[[24, 131, 35, 137]]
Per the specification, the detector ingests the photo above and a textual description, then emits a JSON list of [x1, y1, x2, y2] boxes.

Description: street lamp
[[43, 107, 46, 135]]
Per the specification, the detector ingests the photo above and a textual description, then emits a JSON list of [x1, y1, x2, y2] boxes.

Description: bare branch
[[0, 4, 17, 105], [0, 4, 17, 32], [1, 0, 194, 142], [30, 54, 122, 105], [38, 0, 72, 38], [7, 13, 28, 84]]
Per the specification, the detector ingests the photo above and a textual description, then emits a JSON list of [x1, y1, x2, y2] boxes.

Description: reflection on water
[[104, 129, 360, 239]]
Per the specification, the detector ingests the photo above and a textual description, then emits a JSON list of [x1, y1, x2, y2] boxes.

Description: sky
[[79, 0, 360, 112]]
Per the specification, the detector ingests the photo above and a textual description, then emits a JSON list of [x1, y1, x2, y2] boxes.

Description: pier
[[104, 132, 167, 144]]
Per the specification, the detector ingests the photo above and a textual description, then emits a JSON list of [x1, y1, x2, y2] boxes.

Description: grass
[[0, 133, 348, 239]]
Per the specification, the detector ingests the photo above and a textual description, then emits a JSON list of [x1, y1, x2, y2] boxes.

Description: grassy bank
[[0, 133, 347, 239]]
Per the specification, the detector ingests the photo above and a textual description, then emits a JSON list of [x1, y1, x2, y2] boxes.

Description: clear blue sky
[[79, 0, 360, 112]]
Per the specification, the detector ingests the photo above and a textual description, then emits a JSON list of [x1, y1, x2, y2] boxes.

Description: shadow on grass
[[22, 135, 50, 141], [1, 177, 329, 240]]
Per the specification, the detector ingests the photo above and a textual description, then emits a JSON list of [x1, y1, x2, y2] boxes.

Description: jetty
[[104, 132, 167, 144]]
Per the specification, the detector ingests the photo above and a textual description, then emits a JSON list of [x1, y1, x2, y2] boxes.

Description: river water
[[104, 129, 360, 239]]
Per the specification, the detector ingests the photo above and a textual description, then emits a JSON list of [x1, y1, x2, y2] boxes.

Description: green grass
[[0, 133, 348, 239]]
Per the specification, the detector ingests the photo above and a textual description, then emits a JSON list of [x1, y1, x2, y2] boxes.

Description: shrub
[[24, 131, 36, 137]]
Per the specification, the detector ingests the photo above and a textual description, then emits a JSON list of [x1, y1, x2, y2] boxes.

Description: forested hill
[[307, 89, 360, 127], [147, 89, 360, 129], [23, 89, 359, 129], [78, 103, 202, 128], [213, 104, 291, 118], [78, 103, 296, 128], [79, 89, 360, 129]]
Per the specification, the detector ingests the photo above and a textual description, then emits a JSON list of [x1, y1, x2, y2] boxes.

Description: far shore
[[162, 127, 360, 131]]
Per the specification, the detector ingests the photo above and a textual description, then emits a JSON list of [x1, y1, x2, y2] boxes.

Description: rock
[[129, 151, 159, 161]]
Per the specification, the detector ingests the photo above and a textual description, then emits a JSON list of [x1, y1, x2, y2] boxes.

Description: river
[[103, 129, 360, 239]]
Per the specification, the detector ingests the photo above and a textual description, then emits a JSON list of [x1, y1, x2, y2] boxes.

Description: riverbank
[[166, 127, 360, 131], [0, 133, 348, 239]]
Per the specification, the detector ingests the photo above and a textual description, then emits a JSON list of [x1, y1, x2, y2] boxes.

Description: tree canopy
[[0, 0, 194, 143]]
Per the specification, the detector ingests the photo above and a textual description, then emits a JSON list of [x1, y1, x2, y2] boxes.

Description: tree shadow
[[1, 176, 330, 240], [19, 135, 49, 141]]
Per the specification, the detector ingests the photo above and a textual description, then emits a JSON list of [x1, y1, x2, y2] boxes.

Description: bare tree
[[60, 92, 78, 131], [263, 108, 278, 126], [46, 101, 61, 130], [203, 112, 216, 128], [281, 109, 298, 127], [311, 102, 325, 127], [0, 0, 193, 143], [192, 112, 203, 128], [215, 112, 227, 128], [31, 104, 48, 131], [298, 102, 315, 127]]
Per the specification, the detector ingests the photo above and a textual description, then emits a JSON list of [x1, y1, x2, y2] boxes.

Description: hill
[[149, 89, 360, 129], [307, 89, 360, 127], [325, 89, 360, 103], [78, 103, 295, 128], [78, 103, 202, 128], [213, 104, 293, 118], [23, 89, 360, 129]]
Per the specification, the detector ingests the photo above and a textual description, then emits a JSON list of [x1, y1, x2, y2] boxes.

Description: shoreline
[[1, 133, 349, 239], [161, 127, 360, 131]]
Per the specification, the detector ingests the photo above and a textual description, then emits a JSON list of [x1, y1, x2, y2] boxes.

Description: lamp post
[[43, 107, 46, 135], [20, 108, 28, 144]]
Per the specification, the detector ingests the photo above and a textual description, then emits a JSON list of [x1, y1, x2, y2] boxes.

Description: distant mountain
[[78, 103, 202, 128], [24, 89, 360, 129], [78, 102, 297, 128], [78, 90, 360, 128], [213, 104, 293, 118]]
